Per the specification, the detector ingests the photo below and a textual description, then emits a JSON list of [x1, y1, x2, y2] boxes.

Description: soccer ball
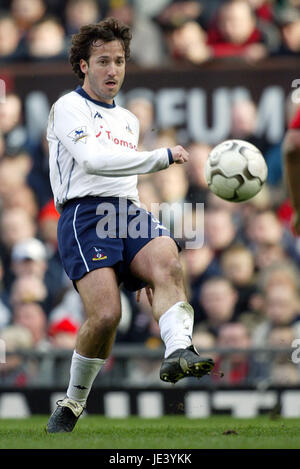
[[205, 139, 268, 202]]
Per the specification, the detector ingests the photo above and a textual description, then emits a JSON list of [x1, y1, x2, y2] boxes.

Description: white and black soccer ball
[[205, 139, 268, 203]]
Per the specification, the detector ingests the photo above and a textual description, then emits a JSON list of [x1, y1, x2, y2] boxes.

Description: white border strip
[[73, 204, 90, 273]]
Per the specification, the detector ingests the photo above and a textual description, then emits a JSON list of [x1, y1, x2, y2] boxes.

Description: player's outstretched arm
[[49, 99, 176, 178], [283, 128, 300, 235]]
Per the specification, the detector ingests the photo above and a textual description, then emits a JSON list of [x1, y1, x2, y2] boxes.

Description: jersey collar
[[75, 86, 116, 109]]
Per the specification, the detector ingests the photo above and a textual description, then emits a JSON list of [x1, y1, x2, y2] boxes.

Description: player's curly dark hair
[[69, 17, 132, 81]]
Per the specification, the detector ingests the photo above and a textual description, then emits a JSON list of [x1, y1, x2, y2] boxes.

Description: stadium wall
[[1, 58, 299, 146], [1, 387, 300, 419]]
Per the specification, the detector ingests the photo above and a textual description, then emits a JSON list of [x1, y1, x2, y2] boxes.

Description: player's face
[[81, 40, 126, 104]]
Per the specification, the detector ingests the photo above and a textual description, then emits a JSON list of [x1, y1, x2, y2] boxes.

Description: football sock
[[159, 301, 194, 358], [66, 350, 106, 405]]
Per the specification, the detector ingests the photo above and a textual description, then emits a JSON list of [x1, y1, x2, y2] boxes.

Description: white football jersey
[[47, 86, 170, 212]]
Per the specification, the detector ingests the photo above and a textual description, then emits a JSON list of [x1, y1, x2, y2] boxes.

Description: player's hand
[[136, 286, 154, 306], [170, 145, 189, 165]]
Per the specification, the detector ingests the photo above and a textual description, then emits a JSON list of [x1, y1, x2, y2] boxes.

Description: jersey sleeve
[[51, 97, 170, 177]]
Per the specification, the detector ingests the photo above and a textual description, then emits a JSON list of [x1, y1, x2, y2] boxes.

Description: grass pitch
[[0, 415, 299, 449]]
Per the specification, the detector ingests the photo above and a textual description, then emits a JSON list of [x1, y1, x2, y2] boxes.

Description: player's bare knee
[[89, 308, 121, 334]]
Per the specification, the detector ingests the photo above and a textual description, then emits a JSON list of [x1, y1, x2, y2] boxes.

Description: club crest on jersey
[[68, 126, 88, 144], [92, 247, 107, 261]]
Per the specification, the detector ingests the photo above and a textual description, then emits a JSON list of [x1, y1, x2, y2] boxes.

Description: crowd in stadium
[[0, 0, 300, 388], [0, 0, 300, 65]]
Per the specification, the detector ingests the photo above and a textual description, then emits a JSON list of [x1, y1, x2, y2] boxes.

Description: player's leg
[[75, 267, 121, 358], [47, 267, 121, 433], [130, 236, 214, 383], [131, 236, 187, 319]]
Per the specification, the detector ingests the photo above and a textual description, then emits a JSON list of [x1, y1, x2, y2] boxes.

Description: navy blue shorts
[[57, 196, 178, 291]]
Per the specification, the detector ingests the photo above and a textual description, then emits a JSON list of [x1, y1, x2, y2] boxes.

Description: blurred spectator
[[204, 208, 239, 256], [153, 162, 189, 238], [258, 260, 300, 295], [277, 197, 294, 231], [237, 186, 273, 238], [25, 17, 68, 61], [48, 317, 80, 349], [185, 142, 211, 205], [254, 242, 287, 271], [27, 132, 53, 208], [246, 209, 284, 246], [206, 0, 274, 62], [0, 324, 35, 386], [0, 153, 33, 203], [0, 93, 27, 155], [192, 325, 216, 351], [47, 314, 81, 385], [153, 128, 177, 151], [125, 290, 164, 385], [10, 0, 47, 36], [182, 245, 222, 319], [11, 238, 47, 279], [220, 244, 258, 316], [64, 0, 101, 35], [246, 209, 300, 266], [264, 98, 300, 190], [38, 199, 60, 251], [10, 275, 48, 309], [0, 257, 10, 328], [153, 163, 188, 204], [0, 13, 26, 63], [205, 190, 241, 215], [2, 184, 39, 220], [127, 96, 156, 150], [134, 0, 171, 20], [137, 177, 162, 215], [274, 6, 300, 56], [198, 276, 239, 336], [164, 20, 212, 65], [10, 237, 64, 313], [0, 132, 5, 160], [0, 207, 37, 293], [247, 0, 274, 22], [149, 131, 188, 229], [213, 322, 255, 384], [192, 325, 217, 369], [156, 0, 204, 28], [229, 97, 269, 155], [252, 283, 300, 345], [130, 288, 162, 345], [0, 207, 36, 252], [252, 260, 300, 321], [267, 326, 299, 385], [13, 301, 49, 350], [48, 287, 84, 327], [106, 0, 167, 67]]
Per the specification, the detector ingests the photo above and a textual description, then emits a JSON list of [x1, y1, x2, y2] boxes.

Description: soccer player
[[283, 104, 300, 235], [46, 17, 214, 433]]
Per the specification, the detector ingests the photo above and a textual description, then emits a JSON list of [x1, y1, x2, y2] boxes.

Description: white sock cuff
[[73, 350, 106, 365]]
